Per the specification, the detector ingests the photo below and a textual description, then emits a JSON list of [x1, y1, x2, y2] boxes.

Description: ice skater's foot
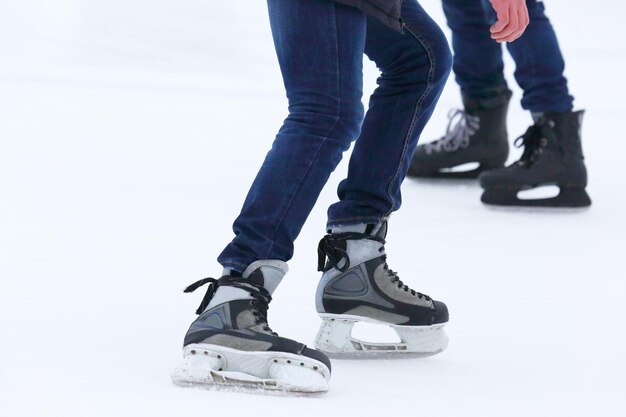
[[480, 110, 591, 208], [408, 92, 511, 179], [314, 222, 449, 358], [172, 260, 331, 394]]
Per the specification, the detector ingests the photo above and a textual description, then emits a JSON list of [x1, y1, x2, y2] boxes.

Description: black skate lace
[[381, 255, 431, 301], [424, 109, 480, 154], [317, 232, 384, 273], [317, 232, 431, 301], [513, 118, 554, 167], [184, 275, 276, 334]]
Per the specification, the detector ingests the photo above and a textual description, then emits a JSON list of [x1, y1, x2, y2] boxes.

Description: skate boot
[[314, 221, 449, 358], [408, 92, 511, 178], [479, 110, 591, 208], [172, 260, 331, 394]]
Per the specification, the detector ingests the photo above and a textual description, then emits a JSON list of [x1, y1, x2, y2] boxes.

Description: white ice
[[0, 1, 624, 416]]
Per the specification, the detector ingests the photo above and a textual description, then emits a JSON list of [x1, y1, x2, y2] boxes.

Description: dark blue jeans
[[442, 0, 574, 112], [218, 0, 451, 272]]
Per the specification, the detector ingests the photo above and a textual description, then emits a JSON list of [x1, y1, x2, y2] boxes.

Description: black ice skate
[[408, 92, 511, 178], [172, 261, 331, 394], [479, 110, 591, 208], [314, 222, 449, 358]]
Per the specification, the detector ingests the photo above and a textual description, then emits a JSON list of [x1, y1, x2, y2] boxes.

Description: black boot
[[479, 110, 591, 208], [408, 92, 511, 178]]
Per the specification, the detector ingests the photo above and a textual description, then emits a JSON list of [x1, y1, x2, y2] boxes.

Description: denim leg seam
[[382, 23, 436, 217], [262, 2, 342, 259], [262, 135, 336, 259]]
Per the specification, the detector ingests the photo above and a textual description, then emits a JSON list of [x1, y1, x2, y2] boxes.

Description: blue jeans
[[218, 0, 451, 272], [442, 0, 574, 112]]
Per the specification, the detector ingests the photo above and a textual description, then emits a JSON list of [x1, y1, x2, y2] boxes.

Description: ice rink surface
[[1, 1, 624, 416]]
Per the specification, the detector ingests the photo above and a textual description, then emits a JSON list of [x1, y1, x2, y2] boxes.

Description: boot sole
[[481, 185, 592, 208]]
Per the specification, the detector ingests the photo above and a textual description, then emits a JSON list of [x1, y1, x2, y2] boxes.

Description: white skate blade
[[314, 314, 448, 359], [171, 344, 330, 395]]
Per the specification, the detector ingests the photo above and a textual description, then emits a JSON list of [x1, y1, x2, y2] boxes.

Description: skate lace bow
[[317, 232, 385, 273], [424, 109, 480, 154], [184, 275, 275, 333], [317, 232, 431, 301], [514, 118, 554, 167]]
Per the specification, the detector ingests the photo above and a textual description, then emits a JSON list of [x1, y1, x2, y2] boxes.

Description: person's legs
[[477, 1, 589, 208], [406, 0, 512, 179], [176, 0, 369, 394], [442, 0, 510, 101], [218, 0, 367, 272], [314, 0, 452, 358], [326, 0, 452, 227], [484, 0, 574, 112]]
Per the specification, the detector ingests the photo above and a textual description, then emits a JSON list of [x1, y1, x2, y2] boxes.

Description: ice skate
[[479, 110, 591, 208], [314, 222, 449, 358], [172, 260, 331, 394], [408, 92, 511, 178]]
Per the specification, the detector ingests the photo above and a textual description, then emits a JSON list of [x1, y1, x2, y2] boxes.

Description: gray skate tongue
[[329, 224, 367, 234], [531, 112, 545, 123], [241, 260, 288, 295]]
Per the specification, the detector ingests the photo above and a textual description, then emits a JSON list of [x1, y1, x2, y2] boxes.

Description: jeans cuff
[[326, 215, 389, 232], [218, 260, 249, 274]]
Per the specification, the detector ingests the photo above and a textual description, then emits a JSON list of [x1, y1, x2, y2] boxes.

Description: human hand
[[489, 0, 529, 43]]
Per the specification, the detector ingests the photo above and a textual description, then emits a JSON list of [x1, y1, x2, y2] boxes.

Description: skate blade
[[314, 314, 448, 359], [481, 185, 592, 208], [171, 344, 329, 396]]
